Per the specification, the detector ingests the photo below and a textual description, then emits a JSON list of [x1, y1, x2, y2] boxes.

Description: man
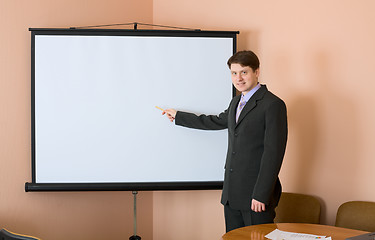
[[162, 50, 288, 232]]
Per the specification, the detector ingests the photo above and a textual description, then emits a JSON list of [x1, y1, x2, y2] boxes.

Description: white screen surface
[[33, 32, 234, 186]]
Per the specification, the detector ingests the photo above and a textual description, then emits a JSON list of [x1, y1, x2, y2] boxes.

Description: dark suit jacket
[[175, 85, 288, 211]]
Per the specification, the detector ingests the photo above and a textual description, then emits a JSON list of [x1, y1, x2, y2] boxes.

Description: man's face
[[230, 63, 259, 95]]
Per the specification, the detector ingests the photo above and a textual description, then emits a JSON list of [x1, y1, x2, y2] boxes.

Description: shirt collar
[[241, 83, 261, 102]]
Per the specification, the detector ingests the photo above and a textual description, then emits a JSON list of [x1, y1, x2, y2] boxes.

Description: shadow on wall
[[287, 94, 326, 221], [287, 50, 361, 224], [288, 94, 319, 193]]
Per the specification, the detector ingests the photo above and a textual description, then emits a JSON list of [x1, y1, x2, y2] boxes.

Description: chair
[[274, 192, 321, 224], [335, 201, 375, 232], [0, 229, 40, 240]]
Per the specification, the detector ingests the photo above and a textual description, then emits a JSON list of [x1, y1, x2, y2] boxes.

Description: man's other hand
[[251, 199, 266, 212]]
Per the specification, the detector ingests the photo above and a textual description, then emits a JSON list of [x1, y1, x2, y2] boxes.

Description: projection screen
[[26, 28, 238, 191]]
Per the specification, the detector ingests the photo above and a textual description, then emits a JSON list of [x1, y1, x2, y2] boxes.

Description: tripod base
[[129, 235, 141, 240]]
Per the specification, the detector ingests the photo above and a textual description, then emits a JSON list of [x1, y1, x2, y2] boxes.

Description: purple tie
[[236, 96, 246, 122]]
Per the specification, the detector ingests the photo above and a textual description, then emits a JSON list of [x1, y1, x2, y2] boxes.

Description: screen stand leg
[[129, 191, 141, 240]]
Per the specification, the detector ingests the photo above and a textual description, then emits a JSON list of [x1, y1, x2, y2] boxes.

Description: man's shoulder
[[260, 87, 286, 110], [257, 85, 283, 101], [264, 90, 284, 102]]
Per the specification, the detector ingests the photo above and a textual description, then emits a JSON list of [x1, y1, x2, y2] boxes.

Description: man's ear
[[255, 68, 260, 77]]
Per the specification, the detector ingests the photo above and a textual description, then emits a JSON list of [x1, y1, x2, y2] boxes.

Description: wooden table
[[221, 223, 369, 240]]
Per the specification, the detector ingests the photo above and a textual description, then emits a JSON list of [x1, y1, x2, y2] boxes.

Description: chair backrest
[[0, 229, 40, 240], [335, 201, 375, 232], [274, 192, 321, 224]]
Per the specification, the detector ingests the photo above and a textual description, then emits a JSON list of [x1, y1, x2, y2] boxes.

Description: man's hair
[[227, 50, 260, 71]]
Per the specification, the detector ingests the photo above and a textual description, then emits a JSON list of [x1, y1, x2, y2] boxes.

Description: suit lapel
[[236, 85, 267, 127]]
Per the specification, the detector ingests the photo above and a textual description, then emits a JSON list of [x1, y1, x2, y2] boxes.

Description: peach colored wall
[[153, 0, 375, 239], [2, 0, 375, 239], [0, 1, 154, 239]]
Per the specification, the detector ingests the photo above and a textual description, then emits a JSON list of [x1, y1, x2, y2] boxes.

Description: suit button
[[230, 169, 233, 172], [234, 133, 238, 137], [232, 152, 236, 155]]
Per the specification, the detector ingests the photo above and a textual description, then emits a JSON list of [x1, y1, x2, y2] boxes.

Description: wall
[[0, 1, 153, 239], [2, 1, 375, 239], [153, 0, 375, 239]]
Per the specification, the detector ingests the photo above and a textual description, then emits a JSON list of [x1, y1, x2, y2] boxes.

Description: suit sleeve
[[252, 99, 288, 205], [174, 109, 229, 130]]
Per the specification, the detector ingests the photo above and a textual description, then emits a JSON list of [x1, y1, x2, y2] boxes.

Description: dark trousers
[[224, 203, 276, 232]]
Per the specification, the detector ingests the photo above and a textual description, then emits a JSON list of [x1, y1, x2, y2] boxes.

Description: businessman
[[162, 50, 288, 232]]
